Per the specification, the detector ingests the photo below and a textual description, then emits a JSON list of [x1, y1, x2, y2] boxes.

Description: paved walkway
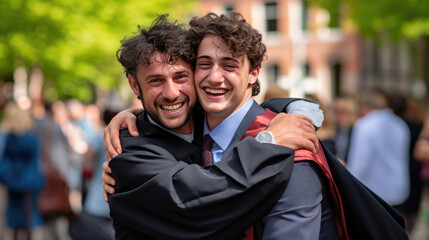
[[411, 186, 429, 240]]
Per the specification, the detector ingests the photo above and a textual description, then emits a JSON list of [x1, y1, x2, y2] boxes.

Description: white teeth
[[205, 88, 226, 94], [162, 103, 183, 111]]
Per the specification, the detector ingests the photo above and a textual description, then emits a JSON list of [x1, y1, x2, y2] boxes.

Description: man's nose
[[207, 65, 223, 84], [163, 80, 180, 100]]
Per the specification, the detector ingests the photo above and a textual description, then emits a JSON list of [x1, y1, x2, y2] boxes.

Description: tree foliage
[[0, 0, 195, 102], [310, 0, 429, 40], [310, 0, 429, 102]]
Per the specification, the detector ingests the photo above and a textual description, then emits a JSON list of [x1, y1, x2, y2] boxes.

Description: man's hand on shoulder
[[104, 108, 143, 160]]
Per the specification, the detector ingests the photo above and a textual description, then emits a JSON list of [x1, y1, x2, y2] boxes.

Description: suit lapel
[[230, 102, 266, 147]]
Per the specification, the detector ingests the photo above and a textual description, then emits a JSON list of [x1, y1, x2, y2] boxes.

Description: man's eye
[[149, 79, 161, 83], [197, 62, 210, 67], [176, 75, 187, 80], [224, 65, 237, 70]]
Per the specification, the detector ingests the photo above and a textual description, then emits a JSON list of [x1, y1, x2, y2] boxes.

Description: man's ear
[[128, 75, 141, 98], [248, 67, 259, 85]]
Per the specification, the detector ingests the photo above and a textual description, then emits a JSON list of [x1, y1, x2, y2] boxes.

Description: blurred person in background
[[79, 104, 100, 206], [64, 99, 90, 211], [0, 102, 45, 240], [0, 104, 7, 240], [389, 94, 424, 234], [35, 101, 74, 240], [69, 105, 115, 240], [0, 116, 6, 155], [347, 89, 410, 208], [332, 94, 359, 164], [52, 100, 90, 214]]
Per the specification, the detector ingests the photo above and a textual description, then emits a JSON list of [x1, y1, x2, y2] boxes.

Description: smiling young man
[[186, 13, 344, 239], [195, 37, 257, 132], [128, 51, 196, 134]]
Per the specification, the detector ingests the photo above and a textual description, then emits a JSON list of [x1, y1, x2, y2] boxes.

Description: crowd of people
[[0, 10, 429, 240], [321, 90, 429, 237], [0, 96, 124, 240]]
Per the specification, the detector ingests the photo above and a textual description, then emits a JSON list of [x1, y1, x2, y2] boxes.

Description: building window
[[371, 44, 380, 76], [331, 63, 342, 96], [265, 2, 278, 32], [302, 0, 309, 31], [267, 63, 280, 85], [225, 5, 234, 15], [304, 62, 311, 77]]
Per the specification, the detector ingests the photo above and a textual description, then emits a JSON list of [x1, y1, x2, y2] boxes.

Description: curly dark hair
[[188, 12, 266, 96], [117, 14, 194, 80]]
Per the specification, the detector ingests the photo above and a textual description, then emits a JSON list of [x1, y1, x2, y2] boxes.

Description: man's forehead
[[139, 52, 191, 73], [150, 51, 188, 65], [197, 35, 245, 63]]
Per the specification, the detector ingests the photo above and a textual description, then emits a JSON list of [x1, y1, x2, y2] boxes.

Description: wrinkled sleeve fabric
[[261, 98, 323, 129], [108, 135, 295, 240]]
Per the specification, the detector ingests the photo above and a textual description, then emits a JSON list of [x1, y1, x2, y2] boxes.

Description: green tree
[[310, 0, 429, 38], [311, 0, 429, 102], [0, 0, 195, 102]]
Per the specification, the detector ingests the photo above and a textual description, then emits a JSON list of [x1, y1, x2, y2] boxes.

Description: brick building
[[196, 0, 363, 104]]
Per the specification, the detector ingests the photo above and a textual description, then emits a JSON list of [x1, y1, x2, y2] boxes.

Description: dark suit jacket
[[108, 104, 296, 240]]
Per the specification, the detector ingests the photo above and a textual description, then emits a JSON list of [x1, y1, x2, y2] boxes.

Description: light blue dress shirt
[[84, 130, 111, 218], [347, 109, 410, 206]]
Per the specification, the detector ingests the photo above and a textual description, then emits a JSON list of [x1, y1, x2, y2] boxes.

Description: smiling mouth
[[204, 87, 227, 95], [160, 103, 184, 112]]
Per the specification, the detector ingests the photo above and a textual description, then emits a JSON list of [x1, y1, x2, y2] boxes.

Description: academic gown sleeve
[[261, 98, 324, 129], [108, 133, 294, 240], [260, 97, 301, 113]]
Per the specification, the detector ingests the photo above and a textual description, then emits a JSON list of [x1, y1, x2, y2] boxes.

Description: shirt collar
[[203, 98, 254, 151]]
